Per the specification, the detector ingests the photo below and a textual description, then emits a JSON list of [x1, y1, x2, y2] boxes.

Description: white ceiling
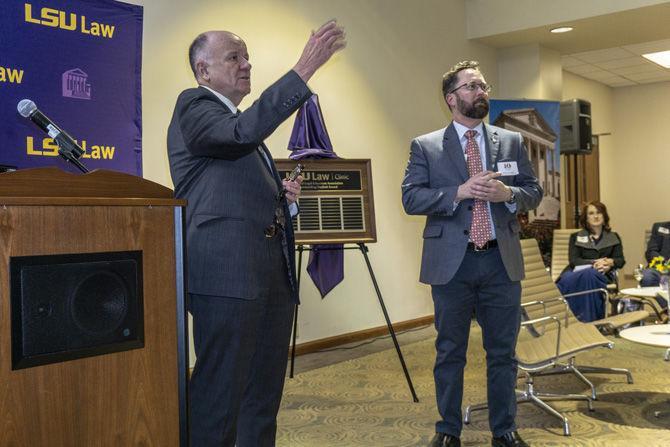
[[562, 39, 670, 87], [469, 2, 670, 88]]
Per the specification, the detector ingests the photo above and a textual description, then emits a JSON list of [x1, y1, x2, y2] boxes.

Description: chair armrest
[[620, 295, 666, 321], [561, 288, 610, 317], [522, 296, 571, 326], [521, 316, 562, 361]]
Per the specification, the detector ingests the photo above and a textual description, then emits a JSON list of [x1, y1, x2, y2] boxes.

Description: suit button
[[468, 205, 473, 211], [463, 229, 469, 235]]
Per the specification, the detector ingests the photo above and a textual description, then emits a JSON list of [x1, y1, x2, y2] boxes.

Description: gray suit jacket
[[402, 122, 543, 285], [167, 71, 311, 301]]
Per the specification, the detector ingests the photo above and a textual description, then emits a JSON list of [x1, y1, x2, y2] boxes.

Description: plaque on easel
[[275, 158, 376, 244]]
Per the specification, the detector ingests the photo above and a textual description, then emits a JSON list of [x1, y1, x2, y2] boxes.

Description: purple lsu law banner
[[0, 0, 143, 175]]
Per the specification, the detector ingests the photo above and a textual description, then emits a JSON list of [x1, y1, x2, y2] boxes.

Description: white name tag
[[497, 161, 519, 176], [659, 226, 670, 235], [577, 235, 589, 243]]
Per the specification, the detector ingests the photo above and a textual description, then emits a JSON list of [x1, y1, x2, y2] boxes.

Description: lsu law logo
[[0, 66, 25, 84], [62, 68, 91, 99], [24, 3, 116, 39]]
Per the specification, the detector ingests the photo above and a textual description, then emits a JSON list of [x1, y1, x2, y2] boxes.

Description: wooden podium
[[0, 168, 188, 446]]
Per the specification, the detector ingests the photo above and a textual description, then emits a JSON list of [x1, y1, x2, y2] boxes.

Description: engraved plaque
[[275, 159, 376, 244]]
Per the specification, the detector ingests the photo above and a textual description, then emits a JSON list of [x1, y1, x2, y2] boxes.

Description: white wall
[[128, 0, 498, 352], [609, 82, 670, 271]]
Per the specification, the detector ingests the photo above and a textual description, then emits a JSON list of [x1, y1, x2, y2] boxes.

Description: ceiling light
[[643, 50, 670, 68], [550, 26, 573, 34]]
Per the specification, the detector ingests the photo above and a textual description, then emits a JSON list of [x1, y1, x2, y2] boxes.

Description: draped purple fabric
[[288, 95, 343, 298]]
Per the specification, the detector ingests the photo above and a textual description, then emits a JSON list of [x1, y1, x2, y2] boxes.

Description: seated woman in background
[[556, 201, 625, 322]]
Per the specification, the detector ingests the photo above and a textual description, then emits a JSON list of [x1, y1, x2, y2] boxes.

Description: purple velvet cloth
[[287, 94, 338, 160], [288, 94, 343, 298]]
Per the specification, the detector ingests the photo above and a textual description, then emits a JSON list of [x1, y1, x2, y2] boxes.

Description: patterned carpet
[[277, 324, 670, 446]]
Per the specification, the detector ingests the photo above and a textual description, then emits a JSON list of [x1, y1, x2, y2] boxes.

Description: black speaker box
[[560, 99, 592, 155], [9, 251, 144, 370]]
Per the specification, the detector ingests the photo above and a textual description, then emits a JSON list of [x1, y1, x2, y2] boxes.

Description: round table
[[620, 324, 670, 361], [620, 324, 670, 417]]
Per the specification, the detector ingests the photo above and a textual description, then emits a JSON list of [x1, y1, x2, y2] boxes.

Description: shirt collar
[[452, 120, 484, 144], [200, 85, 238, 113]]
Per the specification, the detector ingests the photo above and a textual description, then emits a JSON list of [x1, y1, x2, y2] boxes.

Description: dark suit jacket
[[645, 221, 670, 262], [402, 122, 543, 285], [167, 71, 311, 301], [562, 229, 625, 279]]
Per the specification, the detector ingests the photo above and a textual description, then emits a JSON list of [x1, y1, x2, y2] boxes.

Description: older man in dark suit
[[167, 22, 345, 447], [402, 61, 542, 447]]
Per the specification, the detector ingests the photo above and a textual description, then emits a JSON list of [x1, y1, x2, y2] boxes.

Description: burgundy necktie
[[464, 130, 492, 248]]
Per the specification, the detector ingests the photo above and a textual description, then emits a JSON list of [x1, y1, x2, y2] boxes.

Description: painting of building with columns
[[489, 100, 561, 264], [493, 108, 560, 222]]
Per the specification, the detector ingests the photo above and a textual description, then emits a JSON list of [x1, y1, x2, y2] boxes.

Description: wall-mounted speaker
[[560, 99, 592, 155], [10, 250, 144, 370]]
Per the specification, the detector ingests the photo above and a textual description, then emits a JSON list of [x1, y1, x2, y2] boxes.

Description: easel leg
[[357, 243, 419, 402], [289, 245, 304, 378]]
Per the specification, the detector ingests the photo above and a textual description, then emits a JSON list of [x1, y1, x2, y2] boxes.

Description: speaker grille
[[10, 251, 144, 370], [71, 271, 129, 335]]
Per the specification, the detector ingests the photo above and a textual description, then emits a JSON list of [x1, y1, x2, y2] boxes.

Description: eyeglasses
[[448, 81, 492, 94]]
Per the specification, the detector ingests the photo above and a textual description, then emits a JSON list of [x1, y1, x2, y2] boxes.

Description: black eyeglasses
[[448, 81, 492, 94]]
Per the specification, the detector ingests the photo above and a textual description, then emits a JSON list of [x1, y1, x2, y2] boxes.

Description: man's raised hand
[[293, 20, 346, 82]]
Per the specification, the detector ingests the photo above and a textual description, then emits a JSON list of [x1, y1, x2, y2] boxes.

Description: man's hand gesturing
[[293, 20, 346, 82]]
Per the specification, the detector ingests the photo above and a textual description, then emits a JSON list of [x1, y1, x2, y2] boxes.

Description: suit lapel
[[442, 124, 468, 182], [258, 143, 282, 190], [232, 102, 278, 193], [484, 124, 500, 170]]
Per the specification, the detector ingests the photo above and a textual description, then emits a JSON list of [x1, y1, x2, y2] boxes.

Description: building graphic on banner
[[62, 68, 91, 99], [493, 108, 560, 223]]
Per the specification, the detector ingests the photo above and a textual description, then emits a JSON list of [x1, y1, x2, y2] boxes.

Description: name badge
[[577, 235, 589, 243], [497, 161, 519, 176], [659, 226, 670, 235]]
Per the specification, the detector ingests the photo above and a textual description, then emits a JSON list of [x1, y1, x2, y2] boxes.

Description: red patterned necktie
[[464, 129, 492, 248]]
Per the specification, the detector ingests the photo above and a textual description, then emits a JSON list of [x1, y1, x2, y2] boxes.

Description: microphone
[[17, 99, 88, 172], [277, 163, 304, 201]]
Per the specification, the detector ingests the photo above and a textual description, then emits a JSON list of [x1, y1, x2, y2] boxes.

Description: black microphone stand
[[55, 136, 89, 174]]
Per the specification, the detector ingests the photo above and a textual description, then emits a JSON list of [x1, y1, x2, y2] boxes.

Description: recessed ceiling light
[[550, 26, 573, 33], [643, 50, 670, 68]]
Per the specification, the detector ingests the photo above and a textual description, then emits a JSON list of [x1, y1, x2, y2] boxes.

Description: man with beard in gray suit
[[167, 21, 345, 447], [402, 61, 542, 447]]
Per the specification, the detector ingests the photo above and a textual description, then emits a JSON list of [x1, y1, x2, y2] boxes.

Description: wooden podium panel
[[0, 168, 187, 446]]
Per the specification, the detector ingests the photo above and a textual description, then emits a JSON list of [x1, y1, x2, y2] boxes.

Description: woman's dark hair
[[579, 200, 611, 233]]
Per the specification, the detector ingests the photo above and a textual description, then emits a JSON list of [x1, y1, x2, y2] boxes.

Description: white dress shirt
[[452, 121, 516, 240]]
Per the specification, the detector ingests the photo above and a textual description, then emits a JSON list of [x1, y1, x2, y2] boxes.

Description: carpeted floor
[[277, 323, 670, 446]]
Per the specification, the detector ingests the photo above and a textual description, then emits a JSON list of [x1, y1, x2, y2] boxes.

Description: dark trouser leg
[[236, 237, 295, 447], [641, 268, 661, 287], [557, 269, 608, 321], [189, 293, 263, 447], [431, 262, 477, 437], [473, 248, 521, 438]]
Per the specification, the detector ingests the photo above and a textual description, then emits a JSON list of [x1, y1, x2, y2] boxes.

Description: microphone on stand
[[17, 99, 89, 173]]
